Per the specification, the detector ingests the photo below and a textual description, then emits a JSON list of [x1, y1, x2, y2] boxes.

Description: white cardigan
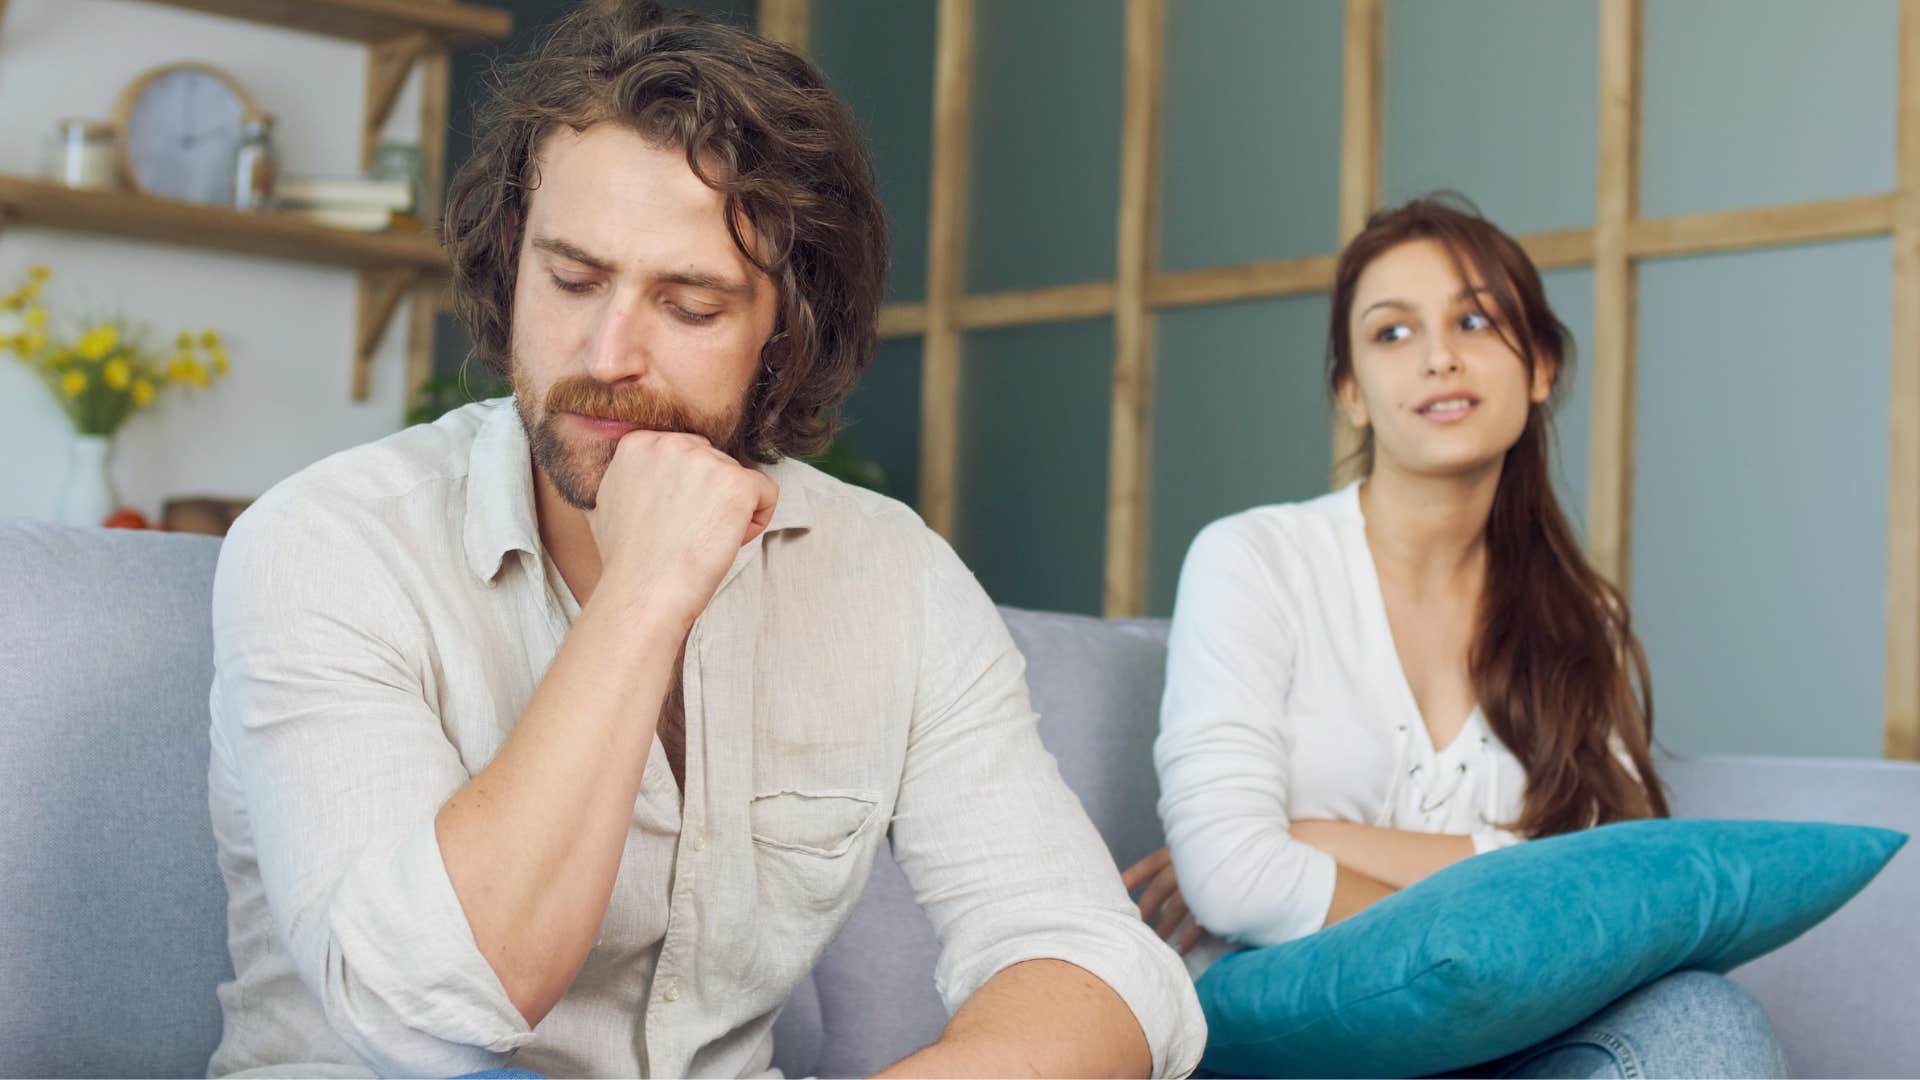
[[1155, 482, 1528, 959]]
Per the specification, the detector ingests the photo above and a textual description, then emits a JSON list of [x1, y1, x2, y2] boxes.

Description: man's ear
[[502, 208, 523, 260]]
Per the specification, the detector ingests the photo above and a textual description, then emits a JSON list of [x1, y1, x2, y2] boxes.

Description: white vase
[[56, 432, 117, 527]]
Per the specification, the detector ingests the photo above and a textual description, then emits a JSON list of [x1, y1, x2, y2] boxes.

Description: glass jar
[[51, 118, 117, 190], [232, 110, 279, 212], [369, 141, 423, 214]]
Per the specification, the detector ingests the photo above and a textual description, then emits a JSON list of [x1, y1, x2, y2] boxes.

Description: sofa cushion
[[0, 523, 230, 1078]]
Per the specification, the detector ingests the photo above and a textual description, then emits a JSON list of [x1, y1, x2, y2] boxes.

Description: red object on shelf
[[102, 508, 152, 529]]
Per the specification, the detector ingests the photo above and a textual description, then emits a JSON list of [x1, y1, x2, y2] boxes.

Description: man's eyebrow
[[659, 271, 755, 297], [530, 235, 616, 273], [529, 236, 755, 297]]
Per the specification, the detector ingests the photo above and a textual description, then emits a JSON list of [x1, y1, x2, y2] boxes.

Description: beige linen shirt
[[207, 399, 1204, 1079]]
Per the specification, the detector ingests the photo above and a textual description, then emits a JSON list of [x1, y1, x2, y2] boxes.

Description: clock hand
[[180, 125, 235, 151]]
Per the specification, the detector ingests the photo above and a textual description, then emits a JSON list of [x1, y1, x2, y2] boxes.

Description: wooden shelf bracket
[[364, 33, 433, 170], [353, 265, 423, 399]]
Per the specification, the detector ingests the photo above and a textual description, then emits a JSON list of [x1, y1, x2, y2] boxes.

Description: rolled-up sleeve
[[1470, 827, 1525, 854], [211, 497, 532, 1076], [1155, 520, 1338, 947], [886, 531, 1205, 1078]]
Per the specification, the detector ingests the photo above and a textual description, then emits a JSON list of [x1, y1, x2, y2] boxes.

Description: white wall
[[0, 0, 431, 521]]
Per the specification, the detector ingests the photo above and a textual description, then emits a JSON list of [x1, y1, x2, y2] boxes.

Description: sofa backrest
[[0, 523, 230, 1079], [1660, 754, 1920, 1079]]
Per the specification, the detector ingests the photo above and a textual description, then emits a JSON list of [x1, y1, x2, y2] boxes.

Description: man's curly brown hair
[[441, 1, 889, 463]]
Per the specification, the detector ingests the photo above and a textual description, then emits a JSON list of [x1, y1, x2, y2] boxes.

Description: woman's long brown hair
[[1328, 194, 1669, 837]]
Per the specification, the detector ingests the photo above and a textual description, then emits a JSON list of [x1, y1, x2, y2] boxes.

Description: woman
[[1124, 196, 1787, 1078]]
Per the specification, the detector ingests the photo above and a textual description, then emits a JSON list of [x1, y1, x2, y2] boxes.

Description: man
[[206, 4, 1204, 1076]]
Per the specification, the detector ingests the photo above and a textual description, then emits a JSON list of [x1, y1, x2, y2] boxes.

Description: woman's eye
[[669, 303, 719, 325], [1460, 311, 1493, 331], [1373, 324, 1411, 344], [550, 275, 593, 295]]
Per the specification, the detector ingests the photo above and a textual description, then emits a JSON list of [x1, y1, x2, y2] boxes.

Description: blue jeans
[[1455, 970, 1790, 1079]]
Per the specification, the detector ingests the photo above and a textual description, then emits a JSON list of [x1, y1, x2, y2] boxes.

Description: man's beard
[[517, 371, 751, 511]]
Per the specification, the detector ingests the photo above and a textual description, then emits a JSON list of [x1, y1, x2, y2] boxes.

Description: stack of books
[[277, 175, 416, 232]]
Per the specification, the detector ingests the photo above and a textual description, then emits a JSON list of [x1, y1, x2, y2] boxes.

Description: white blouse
[[1155, 482, 1527, 959]]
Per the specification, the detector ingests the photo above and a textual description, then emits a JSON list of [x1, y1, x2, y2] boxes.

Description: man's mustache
[[544, 376, 700, 434]]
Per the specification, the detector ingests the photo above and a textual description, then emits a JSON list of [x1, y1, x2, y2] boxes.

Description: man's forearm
[[876, 958, 1152, 1079], [1293, 820, 1475, 890], [435, 586, 685, 1027]]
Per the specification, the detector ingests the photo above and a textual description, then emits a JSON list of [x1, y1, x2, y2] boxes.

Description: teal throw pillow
[[1196, 818, 1906, 1078]]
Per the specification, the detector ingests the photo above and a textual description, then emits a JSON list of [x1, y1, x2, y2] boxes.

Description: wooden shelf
[[0, 1, 506, 406], [130, 0, 512, 47], [0, 174, 446, 273]]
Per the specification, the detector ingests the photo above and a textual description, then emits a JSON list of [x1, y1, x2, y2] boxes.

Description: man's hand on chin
[[585, 429, 779, 626]]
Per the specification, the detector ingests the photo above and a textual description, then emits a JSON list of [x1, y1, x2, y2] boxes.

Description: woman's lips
[[1416, 396, 1479, 423]]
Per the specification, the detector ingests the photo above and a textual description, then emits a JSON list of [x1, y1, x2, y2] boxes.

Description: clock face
[[123, 66, 247, 204]]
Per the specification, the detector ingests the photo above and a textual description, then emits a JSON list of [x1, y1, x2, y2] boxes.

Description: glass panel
[[676, 0, 754, 24], [1541, 266, 1593, 534], [1148, 294, 1333, 616], [834, 336, 924, 510], [965, 0, 1123, 293], [955, 319, 1114, 614], [1382, 0, 1598, 234], [431, 311, 471, 382], [808, 0, 937, 303], [1641, 0, 1895, 218], [1159, 0, 1344, 271], [1631, 239, 1889, 757]]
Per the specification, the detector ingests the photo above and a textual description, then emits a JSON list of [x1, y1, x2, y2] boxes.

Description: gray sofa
[[1, 520, 1915, 1079]]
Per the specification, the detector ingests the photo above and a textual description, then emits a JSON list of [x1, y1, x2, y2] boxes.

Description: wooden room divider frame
[[757, 0, 1920, 762]]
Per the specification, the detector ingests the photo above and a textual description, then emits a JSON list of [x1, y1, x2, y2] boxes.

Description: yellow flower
[[27, 265, 50, 283], [168, 358, 209, 388], [61, 370, 86, 397], [175, 330, 194, 351], [76, 324, 119, 361], [209, 345, 229, 376], [23, 306, 47, 330], [20, 330, 47, 356], [131, 378, 155, 407], [200, 329, 221, 351], [1, 282, 43, 312], [103, 358, 131, 389]]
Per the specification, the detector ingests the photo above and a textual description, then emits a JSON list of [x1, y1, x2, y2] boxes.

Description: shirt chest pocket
[[748, 788, 885, 920], [749, 789, 882, 857]]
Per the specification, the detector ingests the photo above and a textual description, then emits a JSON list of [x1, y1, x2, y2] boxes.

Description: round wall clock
[[113, 62, 257, 204]]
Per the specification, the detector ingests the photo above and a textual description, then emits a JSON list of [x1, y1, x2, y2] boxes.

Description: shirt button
[[662, 982, 681, 1003], [691, 834, 707, 853]]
